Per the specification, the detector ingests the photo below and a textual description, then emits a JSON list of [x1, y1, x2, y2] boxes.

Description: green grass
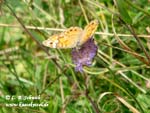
[[0, 0, 150, 113]]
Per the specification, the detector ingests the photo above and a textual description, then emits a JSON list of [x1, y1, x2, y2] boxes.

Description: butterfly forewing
[[43, 27, 83, 48], [57, 27, 83, 48]]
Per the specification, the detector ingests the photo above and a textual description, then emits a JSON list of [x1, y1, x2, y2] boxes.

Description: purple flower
[[71, 38, 98, 72]]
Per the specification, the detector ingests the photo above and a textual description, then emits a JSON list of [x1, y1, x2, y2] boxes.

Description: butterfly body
[[42, 20, 98, 49]]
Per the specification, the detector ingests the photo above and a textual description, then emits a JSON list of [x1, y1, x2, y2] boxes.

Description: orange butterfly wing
[[79, 20, 98, 46], [42, 27, 83, 48]]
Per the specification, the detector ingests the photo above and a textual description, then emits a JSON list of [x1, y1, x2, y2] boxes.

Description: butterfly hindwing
[[79, 20, 98, 46]]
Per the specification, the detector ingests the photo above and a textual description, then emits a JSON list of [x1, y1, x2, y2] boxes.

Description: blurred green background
[[0, 0, 150, 113]]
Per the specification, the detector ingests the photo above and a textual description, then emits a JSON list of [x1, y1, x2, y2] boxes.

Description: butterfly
[[42, 20, 98, 48]]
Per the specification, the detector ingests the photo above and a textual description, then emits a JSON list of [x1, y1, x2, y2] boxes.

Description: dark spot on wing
[[74, 28, 77, 31], [49, 42, 53, 45], [91, 22, 94, 25]]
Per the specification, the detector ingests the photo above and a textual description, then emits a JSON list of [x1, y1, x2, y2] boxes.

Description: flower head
[[71, 38, 98, 72]]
